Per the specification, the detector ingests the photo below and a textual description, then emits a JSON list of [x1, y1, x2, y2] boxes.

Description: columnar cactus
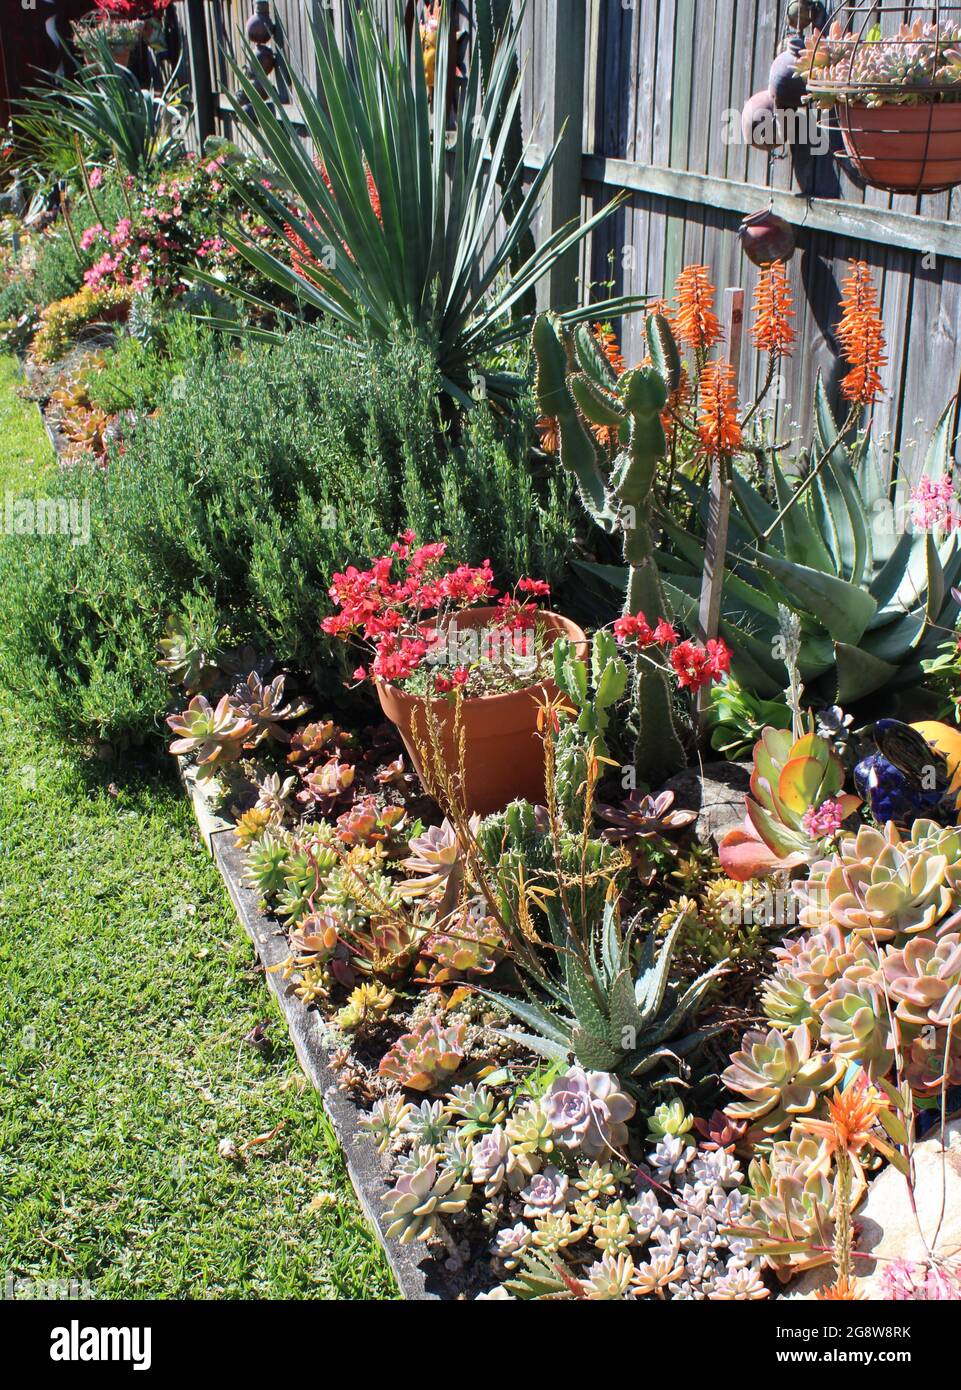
[[533, 312, 684, 785]]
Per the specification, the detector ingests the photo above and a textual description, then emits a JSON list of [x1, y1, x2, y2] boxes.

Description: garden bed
[[180, 760, 469, 1301]]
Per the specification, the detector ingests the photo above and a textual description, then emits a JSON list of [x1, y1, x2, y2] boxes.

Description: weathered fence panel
[[173, 0, 961, 470]]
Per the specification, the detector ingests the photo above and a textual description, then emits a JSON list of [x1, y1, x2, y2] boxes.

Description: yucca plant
[[481, 900, 726, 1085], [654, 381, 961, 707], [197, 1, 642, 412], [21, 33, 185, 178]]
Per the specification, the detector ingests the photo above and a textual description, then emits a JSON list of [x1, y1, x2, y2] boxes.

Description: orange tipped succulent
[[750, 260, 796, 357], [697, 360, 742, 457], [673, 264, 722, 353], [835, 260, 886, 405], [816, 1275, 864, 1301]]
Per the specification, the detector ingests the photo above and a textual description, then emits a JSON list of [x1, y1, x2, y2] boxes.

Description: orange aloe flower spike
[[835, 259, 886, 406], [750, 260, 796, 357], [697, 359, 742, 457], [673, 264, 722, 353]]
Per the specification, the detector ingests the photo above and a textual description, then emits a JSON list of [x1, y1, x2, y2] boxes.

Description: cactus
[[533, 312, 684, 785], [551, 629, 628, 823]]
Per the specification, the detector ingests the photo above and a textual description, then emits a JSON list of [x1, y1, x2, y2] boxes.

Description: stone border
[[180, 765, 462, 1301]]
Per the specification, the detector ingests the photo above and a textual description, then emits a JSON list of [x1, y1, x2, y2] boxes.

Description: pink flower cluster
[[801, 796, 848, 839], [614, 612, 732, 693], [910, 473, 959, 534], [321, 532, 550, 692], [879, 1258, 961, 1300]]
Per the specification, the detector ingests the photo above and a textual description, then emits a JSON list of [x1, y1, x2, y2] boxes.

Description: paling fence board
[[174, 0, 961, 466]]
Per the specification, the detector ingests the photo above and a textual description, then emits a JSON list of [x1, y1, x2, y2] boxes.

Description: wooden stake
[[696, 286, 744, 732]]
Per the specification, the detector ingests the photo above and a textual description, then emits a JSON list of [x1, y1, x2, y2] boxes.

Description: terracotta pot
[[375, 608, 588, 816], [837, 100, 961, 193]]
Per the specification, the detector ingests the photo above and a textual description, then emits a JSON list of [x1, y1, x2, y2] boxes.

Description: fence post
[[697, 286, 744, 735], [540, 0, 586, 312], [184, 0, 215, 148]]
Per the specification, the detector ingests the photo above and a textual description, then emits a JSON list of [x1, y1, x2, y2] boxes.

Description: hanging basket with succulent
[[799, 4, 961, 193]]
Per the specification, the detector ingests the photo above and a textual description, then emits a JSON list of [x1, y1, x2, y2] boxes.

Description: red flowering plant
[[322, 533, 558, 699], [612, 611, 732, 696]]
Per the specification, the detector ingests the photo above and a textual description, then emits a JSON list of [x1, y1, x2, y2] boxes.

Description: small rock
[[217, 1137, 241, 1163], [662, 761, 751, 847]]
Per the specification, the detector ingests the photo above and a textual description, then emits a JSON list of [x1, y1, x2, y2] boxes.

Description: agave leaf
[[480, 988, 573, 1049], [645, 968, 728, 1044], [770, 454, 837, 573], [572, 1026, 621, 1072], [634, 922, 681, 1021], [498, 1029, 571, 1065], [749, 550, 876, 645]]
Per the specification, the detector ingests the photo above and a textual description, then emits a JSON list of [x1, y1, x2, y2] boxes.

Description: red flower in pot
[[321, 534, 586, 815]]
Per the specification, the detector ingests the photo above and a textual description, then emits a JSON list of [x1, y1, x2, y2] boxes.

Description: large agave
[[721, 1022, 845, 1141], [482, 900, 726, 1082], [656, 385, 961, 708]]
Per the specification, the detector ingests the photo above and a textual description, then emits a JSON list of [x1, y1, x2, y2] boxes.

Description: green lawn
[[0, 356, 395, 1299]]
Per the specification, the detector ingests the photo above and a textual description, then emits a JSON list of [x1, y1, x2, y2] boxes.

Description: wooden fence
[[172, 0, 961, 476]]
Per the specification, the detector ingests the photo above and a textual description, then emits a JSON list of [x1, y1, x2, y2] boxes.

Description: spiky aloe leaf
[[634, 922, 682, 1022], [571, 1025, 621, 1071], [481, 989, 574, 1050], [749, 550, 876, 646]]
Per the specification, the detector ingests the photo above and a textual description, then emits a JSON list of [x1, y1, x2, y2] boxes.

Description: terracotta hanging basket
[[375, 608, 588, 817], [836, 99, 961, 192], [800, 3, 961, 193]]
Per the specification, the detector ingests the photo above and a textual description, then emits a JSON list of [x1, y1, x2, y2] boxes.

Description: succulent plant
[[819, 970, 896, 1079], [289, 909, 340, 963], [483, 901, 726, 1081], [244, 832, 291, 897], [692, 1109, 749, 1154], [490, 1222, 532, 1271], [157, 611, 219, 694], [583, 1252, 637, 1298], [357, 1093, 413, 1153], [518, 1165, 569, 1219], [445, 1083, 507, 1136], [232, 671, 310, 745], [574, 1159, 619, 1202], [797, 823, 955, 943], [549, 629, 630, 824], [403, 1099, 452, 1149], [722, 1022, 846, 1141], [166, 693, 255, 779], [335, 980, 395, 1033], [740, 1131, 837, 1279], [381, 1154, 472, 1245], [880, 934, 961, 1029], [596, 789, 696, 846], [234, 806, 276, 849], [255, 772, 298, 822], [471, 1125, 525, 1198], [786, 923, 881, 1011], [378, 1015, 466, 1092], [422, 900, 506, 983], [761, 965, 819, 1033], [591, 1203, 636, 1260], [542, 1067, 635, 1159], [799, 19, 961, 108], [661, 387, 961, 708], [505, 1100, 554, 1158], [397, 819, 465, 917], [719, 726, 859, 882], [298, 757, 357, 815], [533, 312, 685, 784], [645, 1099, 695, 1147]]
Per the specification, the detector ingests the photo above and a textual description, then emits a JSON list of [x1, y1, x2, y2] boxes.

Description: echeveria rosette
[[378, 1015, 466, 1092], [740, 1132, 841, 1280], [381, 1155, 472, 1245], [543, 1067, 636, 1160], [796, 823, 956, 944], [721, 1022, 845, 1143], [166, 693, 255, 779], [719, 727, 860, 883], [881, 934, 961, 1030], [819, 970, 896, 1080]]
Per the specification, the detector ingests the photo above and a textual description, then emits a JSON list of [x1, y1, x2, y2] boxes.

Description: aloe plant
[[659, 382, 961, 707], [198, 1, 641, 412], [482, 900, 725, 1085]]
